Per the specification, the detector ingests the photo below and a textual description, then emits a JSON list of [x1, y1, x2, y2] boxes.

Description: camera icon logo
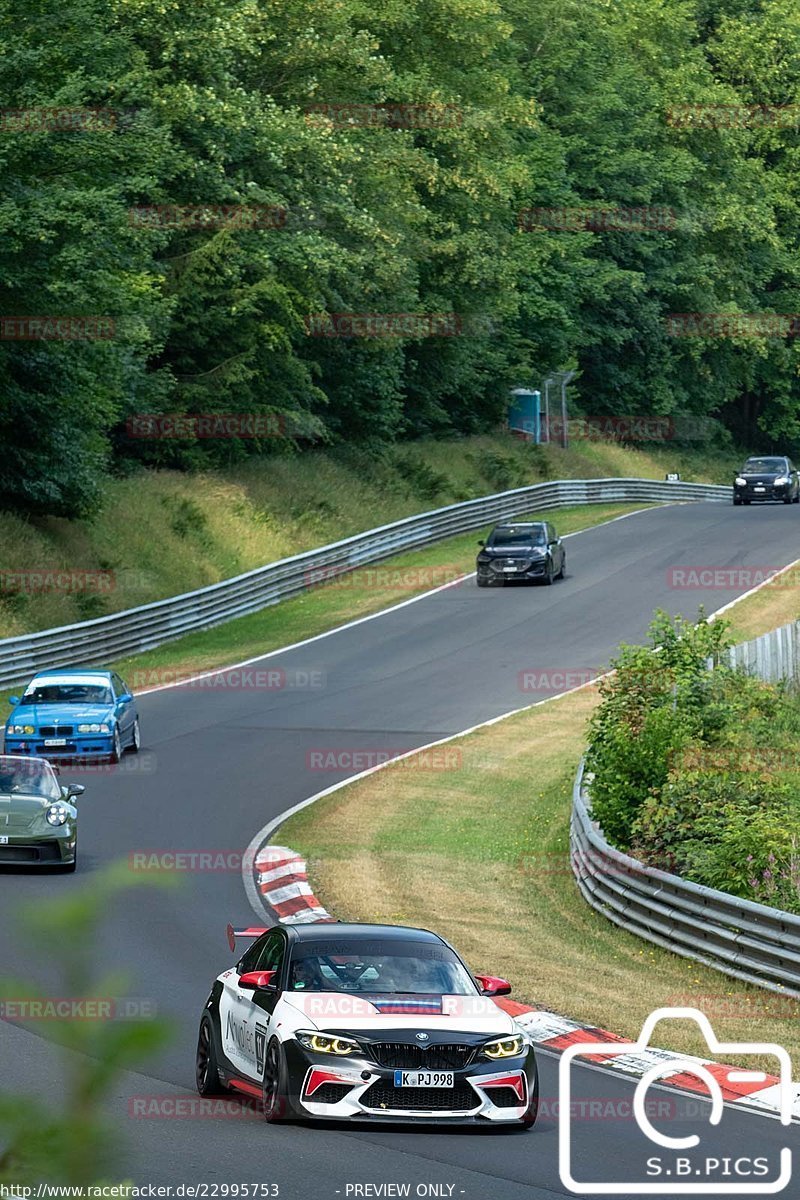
[[558, 1006, 793, 1194]]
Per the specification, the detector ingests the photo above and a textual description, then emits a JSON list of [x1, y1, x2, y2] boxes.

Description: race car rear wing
[[226, 923, 268, 952]]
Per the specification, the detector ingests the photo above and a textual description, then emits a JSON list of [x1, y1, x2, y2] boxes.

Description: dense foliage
[[586, 612, 800, 913], [3, 0, 800, 514]]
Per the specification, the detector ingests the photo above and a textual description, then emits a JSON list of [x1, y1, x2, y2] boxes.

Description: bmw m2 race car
[[196, 922, 538, 1126]]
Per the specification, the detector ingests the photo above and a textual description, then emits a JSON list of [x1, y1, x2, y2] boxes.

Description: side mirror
[[478, 540, 485, 547], [118, 693, 134, 704], [475, 973, 512, 997], [239, 969, 278, 992], [8, 696, 20, 707], [63, 784, 85, 800]]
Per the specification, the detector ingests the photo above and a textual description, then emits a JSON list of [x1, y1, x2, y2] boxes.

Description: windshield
[[0, 757, 60, 800], [22, 682, 113, 706], [743, 458, 786, 474], [489, 528, 546, 548], [288, 939, 478, 995]]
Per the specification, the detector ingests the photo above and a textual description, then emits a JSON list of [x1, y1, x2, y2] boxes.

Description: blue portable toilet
[[508, 388, 541, 442]]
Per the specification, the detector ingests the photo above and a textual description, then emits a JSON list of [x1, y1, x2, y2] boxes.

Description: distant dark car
[[476, 521, 565, 587], [733, 457, 800, 505]]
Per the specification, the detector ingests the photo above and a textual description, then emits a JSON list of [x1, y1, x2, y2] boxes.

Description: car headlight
[[8, 724, 35, 735], [481, 1034, 525, 1059], [774, 475, 790, 485], [77, 723, 110, 734], [734, 477, 747, 486], [295, 1030, 360, 1056], [45, 804, 70, 827]]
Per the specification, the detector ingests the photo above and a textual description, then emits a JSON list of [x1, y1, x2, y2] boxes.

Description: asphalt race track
[[2, 501, 800, 1197]]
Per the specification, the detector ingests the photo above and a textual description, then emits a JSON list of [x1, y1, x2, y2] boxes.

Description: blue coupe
[[4, 669, 140, 762]]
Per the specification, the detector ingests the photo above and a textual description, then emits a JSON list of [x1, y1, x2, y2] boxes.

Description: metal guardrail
[[722, 618, 800, 685], [0, 477, 728, 689], [572, 615, 800, 994]]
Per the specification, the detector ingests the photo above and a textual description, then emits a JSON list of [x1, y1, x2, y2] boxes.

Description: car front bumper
[[734, 483, 790, 502], [4, 735, 115, 759], [0, 826, 77, 867], [476, 560, 548, 582], [283, 1041, 537, 1124]]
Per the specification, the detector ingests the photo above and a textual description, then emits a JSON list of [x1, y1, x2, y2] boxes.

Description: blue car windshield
[[22, 683, 113, 705], [0, 757, 60, 800]]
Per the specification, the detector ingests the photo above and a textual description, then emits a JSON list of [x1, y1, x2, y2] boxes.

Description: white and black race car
[[196, 921, 538, 1126]]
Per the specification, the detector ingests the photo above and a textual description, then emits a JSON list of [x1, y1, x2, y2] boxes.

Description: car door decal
[[256, 1023, 268, 1075]]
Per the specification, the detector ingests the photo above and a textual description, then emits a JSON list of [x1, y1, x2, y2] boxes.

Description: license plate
[[754, 486, 765, 491], [0, 837, 7, 845], [44, 739, 67, 746], [502, 566, 518, 573], [394, 1070, 454, 1088]]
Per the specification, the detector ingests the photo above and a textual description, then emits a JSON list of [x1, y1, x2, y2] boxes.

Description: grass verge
[[0, 431, 735, 637], [279, 611, 800, 1073]]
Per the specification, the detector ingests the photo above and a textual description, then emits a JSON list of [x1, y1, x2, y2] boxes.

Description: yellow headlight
[[483, 1035, 524, 1059], [309, 1034, 356, 1055]]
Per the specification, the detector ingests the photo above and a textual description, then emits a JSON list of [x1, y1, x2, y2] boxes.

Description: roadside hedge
[[585, 612, 800, 914]]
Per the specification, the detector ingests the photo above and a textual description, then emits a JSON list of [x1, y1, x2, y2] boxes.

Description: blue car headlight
[[77, 723, 110, 734], [9, 724, 35, 735]]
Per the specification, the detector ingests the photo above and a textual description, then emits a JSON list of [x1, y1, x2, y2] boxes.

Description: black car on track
[[733, 456, 800, 505], [476, 521, 566, 587]]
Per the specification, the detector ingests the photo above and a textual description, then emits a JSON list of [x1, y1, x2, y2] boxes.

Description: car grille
[[39, 727, 74, 737], [361, 1081, 478, 1112], [369, 1043, 476, 1070], [0, 842, 62, 863], [308, 1083, 354, 1105], [483, 1086, 522, 1108], [35, 743, 77, 756]]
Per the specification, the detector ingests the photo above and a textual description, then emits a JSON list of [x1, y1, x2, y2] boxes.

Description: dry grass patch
[[283, 684, 800, 1071]]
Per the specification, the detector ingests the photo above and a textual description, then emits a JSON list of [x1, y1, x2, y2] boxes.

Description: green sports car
[[0, 755, 83, 871]]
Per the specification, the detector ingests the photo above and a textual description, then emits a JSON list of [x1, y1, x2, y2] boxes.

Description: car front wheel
[[262, 1038, 289, 1122], [128, 718, 141, 753], [109, 726, 122, 763], [196, 1016, 228, 1097], [521, 1074, 539, 1128], [542, 558, 555, 586]]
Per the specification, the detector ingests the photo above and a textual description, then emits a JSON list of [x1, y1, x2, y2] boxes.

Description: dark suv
[[476, 521, 566, 587], [733, 456, 800, 505]]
